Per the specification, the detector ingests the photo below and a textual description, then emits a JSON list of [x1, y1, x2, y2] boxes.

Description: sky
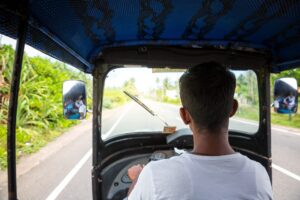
[[106, 68, 183, 93]]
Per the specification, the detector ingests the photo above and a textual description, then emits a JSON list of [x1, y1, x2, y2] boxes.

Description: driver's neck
[[191, 127, 235, 156]]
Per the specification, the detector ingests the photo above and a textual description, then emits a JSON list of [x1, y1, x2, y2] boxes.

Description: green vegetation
[[271, 69, 300, 90], [103, 89, 127, 109], [271, 111, 300, 129], [103, 77, 137, 109], [235, 105, 259, 121], [147, 77, 181, 105], [234, 71, 260, 122], [0, 44, 92, 169], [149, 70, 300, 130]]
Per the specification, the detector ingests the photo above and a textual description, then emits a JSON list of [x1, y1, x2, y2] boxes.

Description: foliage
[[271, 111, 300, 129], [103, 77, 138, 110], [271, 69, 300, 86], [103, 89, 127, 109], [235, 105, 259, 121], [236, 71, 258, 105], [123, 78, 138, 95], [0, 44, 91, 169], [147, 77, 179, 104]]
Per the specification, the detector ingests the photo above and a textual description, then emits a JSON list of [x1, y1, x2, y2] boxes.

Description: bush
[[103, 89, 127, 109], [0, 44, 90, 169]]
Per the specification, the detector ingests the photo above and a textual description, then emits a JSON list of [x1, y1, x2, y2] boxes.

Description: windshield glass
[[101, 67, 258, 140]]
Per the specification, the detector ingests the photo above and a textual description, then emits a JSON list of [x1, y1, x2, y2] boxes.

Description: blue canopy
[[1, 0, 300, 73]]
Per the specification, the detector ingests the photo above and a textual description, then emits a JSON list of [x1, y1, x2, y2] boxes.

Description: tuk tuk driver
[[127, 62, 273, 199]]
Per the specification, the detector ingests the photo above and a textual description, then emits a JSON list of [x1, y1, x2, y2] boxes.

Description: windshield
[[101, 67, 258, 140]]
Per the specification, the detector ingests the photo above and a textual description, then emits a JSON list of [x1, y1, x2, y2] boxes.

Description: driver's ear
[[229, 99, 239, 117], [180, 107, 191, 125]]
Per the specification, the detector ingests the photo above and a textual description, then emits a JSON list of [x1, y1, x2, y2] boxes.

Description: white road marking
[[230, 118, 257, 126], [102, 104, 131, 138], [272, 164, 300, 182], [271, 128, 300, 137], [231, 118, 300, 137], [45, 149, 92, 200], [46, 107, 300, 200], [45, 105, 131, 200]]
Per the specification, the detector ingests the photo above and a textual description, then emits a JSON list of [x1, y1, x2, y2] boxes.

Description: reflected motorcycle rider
[[127, 62, 273, 200]]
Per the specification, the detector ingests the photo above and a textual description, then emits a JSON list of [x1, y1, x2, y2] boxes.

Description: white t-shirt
[[128, 152, 273, 200], [274, 100, 279, 109], [79, 104, 86, 116]]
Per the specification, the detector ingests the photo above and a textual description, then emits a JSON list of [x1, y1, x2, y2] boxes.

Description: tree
[[123, 77, 137, 95], [236, 72, 258, 105]]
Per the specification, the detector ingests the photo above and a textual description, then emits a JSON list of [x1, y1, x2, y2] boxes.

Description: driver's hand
[[128, 164, 144, 181]]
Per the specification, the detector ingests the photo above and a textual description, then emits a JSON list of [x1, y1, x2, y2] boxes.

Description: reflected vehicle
[[273, 78, 298, 114], [63, 80, 87, 120]]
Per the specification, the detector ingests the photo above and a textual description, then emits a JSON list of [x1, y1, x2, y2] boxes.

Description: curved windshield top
[[101, 67, 258, 140]]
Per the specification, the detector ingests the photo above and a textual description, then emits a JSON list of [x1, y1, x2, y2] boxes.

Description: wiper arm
[[123, 90, 168, 126]]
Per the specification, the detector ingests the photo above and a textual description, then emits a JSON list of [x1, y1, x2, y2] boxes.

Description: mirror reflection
[[63, 80, 87, 120], [274, 78, 298, 114]]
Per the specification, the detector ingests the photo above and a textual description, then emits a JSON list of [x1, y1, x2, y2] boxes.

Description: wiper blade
[[123, 91, 169, 127], [123, 90, 156, 116]]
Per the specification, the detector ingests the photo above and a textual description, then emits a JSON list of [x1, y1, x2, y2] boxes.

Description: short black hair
[[179, 62, 236, 131]]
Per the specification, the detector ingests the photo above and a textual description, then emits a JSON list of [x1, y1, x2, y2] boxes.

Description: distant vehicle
[[273, 78, 298, 114], [1, 1, 299, 200]]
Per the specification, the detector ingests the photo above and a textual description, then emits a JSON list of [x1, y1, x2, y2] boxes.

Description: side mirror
[[63, 80, 87, 120], [273, 78, 298, 114]]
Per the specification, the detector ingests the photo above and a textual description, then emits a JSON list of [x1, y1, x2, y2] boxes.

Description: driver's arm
[[127, 164, 154, 200], [127, 165, 143, 196]]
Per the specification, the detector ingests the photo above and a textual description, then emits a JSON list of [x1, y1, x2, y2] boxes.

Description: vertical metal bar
[[91, 64, 107, 200], [265, 67, 272, 183], [92, 66, 102, 166], [259, 66, 272, 182], [7, 9, 28, 200]]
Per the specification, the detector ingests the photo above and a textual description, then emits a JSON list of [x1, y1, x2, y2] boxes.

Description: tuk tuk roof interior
[[1, 0, 300, 73]]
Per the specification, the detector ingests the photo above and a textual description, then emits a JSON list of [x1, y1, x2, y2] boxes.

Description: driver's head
[[179, 62, 237, 132]]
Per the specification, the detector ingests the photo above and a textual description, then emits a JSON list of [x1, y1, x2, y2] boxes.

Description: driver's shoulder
[[146, 154, 188, 177]]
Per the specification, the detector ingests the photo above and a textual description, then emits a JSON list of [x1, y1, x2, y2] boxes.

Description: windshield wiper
[[123, 91, 176, 133]]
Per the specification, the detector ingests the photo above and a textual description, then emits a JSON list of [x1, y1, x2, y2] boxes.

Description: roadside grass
[[0, 120, 79, 169], [0, 89, 126, 170], [159, 99, 300, 130], [161, 97, 181, 105], [235, 105, 259, 121], [103, 89, 128, 109], [0, 88, 126, 169], [234, 104, 300, 129], [271, 112, 300, 129]]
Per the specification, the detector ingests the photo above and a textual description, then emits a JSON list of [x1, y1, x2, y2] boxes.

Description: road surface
[[0, 101, 300, 199]]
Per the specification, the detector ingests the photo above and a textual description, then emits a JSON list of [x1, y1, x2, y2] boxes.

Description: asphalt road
[[1, 101, 300, 200]]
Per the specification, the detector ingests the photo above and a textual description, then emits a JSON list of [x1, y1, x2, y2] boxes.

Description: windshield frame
[[101, 65, 261, 138], [100, 66, 261, 139]]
